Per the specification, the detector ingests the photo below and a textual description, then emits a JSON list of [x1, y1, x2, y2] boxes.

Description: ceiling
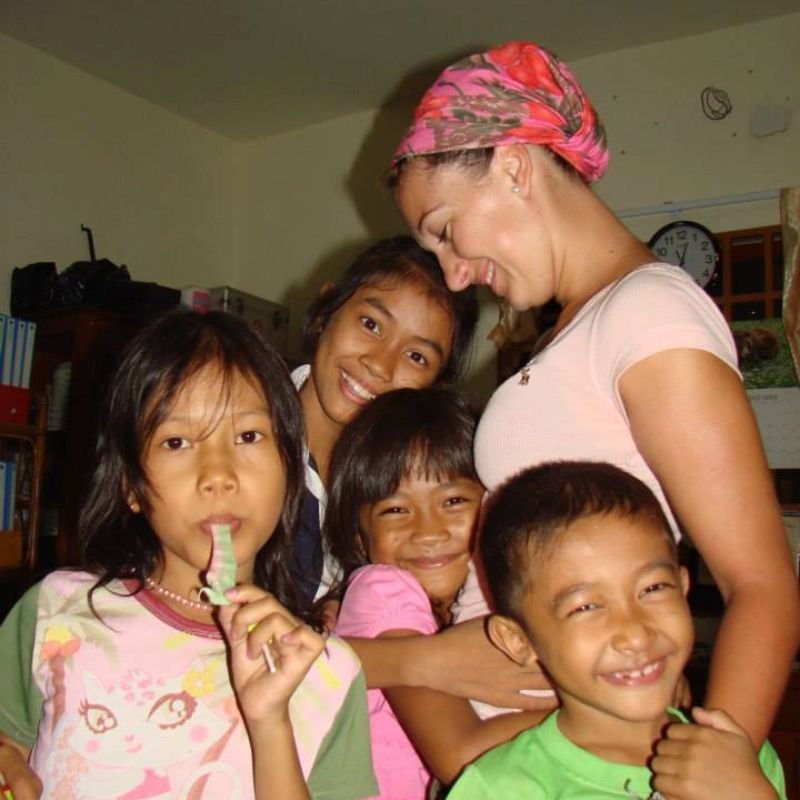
[[1, 0, 797, 141]]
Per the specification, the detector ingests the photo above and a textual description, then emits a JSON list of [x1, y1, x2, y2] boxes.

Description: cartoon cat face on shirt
[[72, 662, 229, 768]]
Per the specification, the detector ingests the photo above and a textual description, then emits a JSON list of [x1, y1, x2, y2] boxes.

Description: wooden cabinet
[[0, 398, 47, 618], [0, 408, 46, 570], [29, 308, 142, 567]]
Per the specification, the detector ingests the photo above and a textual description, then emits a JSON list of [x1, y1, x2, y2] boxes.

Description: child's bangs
[[139, 336, 268, 449], [402, 437, 477, 486]]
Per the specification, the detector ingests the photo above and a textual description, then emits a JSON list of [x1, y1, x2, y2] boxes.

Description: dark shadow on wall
[[345, 51, 471, 238], [284, 45, 499, 382], [279, 237, 377, 365], [342, 49, 502, 408]]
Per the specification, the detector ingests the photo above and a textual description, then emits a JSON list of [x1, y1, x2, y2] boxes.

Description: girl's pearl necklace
[[145, 576, 212, 612]]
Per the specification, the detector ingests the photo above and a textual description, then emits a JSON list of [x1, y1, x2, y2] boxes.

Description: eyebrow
[[549, 556, 679, 611], [362, 296, 447, 362], [159, 408, 271, 425]]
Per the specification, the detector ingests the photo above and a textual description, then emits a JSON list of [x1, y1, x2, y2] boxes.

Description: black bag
[[58, 258, 131, 306], [10, 261, 60, 316]]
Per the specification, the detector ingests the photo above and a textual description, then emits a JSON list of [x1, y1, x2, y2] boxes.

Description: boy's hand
[[0, 736, 42, 800], [217, 585, 324, 729], [651, 707, 779, 800]]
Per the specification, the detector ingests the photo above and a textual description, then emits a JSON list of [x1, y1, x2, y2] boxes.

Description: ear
[[494, 143, 534, 198], [124, 486, 141, 514], [487, 614, 538, 666], [679, 565, 690, 598]]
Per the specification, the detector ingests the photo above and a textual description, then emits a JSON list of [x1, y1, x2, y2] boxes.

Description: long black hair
[[322, 386, 479, 602], [79, 308, 305, 615]]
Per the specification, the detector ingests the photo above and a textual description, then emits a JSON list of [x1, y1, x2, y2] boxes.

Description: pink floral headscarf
[[392, 41, 609, 183]]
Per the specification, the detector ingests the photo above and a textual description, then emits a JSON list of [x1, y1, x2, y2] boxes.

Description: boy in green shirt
[[450, 461, 786, 800]]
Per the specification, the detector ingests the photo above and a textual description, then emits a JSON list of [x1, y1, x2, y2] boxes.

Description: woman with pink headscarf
[[389, 41, 799, 747]]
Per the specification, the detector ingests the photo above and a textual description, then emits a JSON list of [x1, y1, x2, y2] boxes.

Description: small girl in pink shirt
[[328, 387, 544, 799]]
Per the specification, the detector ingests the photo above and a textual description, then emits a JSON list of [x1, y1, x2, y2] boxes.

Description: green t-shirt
[[448, 709, 787, 799]]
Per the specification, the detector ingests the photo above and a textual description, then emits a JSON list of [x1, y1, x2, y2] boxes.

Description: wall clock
[[648, 220, 720, 288]]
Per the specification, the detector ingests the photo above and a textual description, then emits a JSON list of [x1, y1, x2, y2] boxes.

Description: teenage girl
[[0, 310, 376, 800], [294, 236, 555, 719], [327, 387, 544, 798], [292, 234, 479, 607]]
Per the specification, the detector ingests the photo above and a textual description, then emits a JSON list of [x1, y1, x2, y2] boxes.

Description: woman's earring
[[511, 184, 521, 194], [128, 497, 140, 514]]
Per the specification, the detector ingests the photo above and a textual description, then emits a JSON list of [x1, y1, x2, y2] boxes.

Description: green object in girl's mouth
[[199, 524, 236, 605]]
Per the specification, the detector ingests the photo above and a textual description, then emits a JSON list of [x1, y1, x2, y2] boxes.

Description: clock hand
[[677, 244, 688, 267]]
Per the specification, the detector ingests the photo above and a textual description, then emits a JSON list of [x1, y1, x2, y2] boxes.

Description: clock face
[[648, 221, 719, 288]]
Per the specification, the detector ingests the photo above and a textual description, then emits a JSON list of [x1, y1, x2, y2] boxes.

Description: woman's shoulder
[[607, 262, 709, 303], [593, 262, 729, 334]]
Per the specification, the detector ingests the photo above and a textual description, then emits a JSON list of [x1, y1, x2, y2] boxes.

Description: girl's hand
[[0, 735, 42, 800], [651, 707, 779, 800], [217, 585, 325, 729]]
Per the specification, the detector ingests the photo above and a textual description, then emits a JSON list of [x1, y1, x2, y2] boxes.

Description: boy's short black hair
[[480, 461, 674, 625], [302, 235, 479, 384]]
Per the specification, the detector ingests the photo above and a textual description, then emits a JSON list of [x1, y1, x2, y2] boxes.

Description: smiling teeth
[[341, 371, 375, 401], [611, 661, 660, 680], [484, 261, 495, 286]]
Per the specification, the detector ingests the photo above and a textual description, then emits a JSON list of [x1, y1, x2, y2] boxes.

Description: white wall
[[581, 14, 800, 239], [235, 104, 407, 355], [236, 12, 800, 403], [0, 34, 239, 311], [2, 14, 799, 405]]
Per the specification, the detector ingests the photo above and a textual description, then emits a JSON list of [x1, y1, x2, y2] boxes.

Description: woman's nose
[[440, 253, 473, 292]]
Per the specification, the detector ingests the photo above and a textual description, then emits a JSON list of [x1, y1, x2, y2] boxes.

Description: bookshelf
[[0, 396, 47, 618]]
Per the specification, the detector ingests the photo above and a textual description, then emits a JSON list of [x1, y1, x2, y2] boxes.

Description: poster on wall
[[740, 188, 800, 469], [734, 316, 800, 469]]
